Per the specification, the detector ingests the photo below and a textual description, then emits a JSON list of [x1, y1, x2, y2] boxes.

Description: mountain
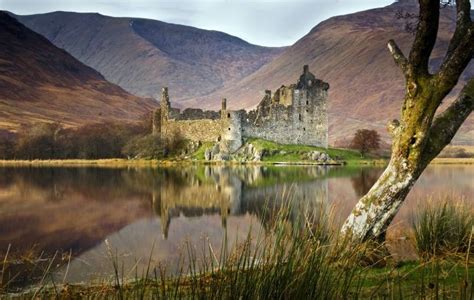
[[181, 1, 473, 145], [0, 12, 157, 130], [15, 12, 285, 101]]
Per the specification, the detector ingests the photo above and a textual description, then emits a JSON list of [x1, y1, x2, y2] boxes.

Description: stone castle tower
[[153, 65, 328, 152]]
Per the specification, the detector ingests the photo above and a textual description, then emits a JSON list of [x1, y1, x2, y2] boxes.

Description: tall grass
[[412, 198, 473, 258], [2, 199, 473, 298]]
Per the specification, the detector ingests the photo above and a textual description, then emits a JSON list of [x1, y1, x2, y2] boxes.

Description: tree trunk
[[341, 79, 473, 243], [341, 160, 416, 242], [341, 0, 474, 244]]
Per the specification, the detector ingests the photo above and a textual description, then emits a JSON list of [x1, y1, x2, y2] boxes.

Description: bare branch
[[436, 23, 474, 95], [388, 40, 409, 76], [444, 0, 472, 61], [408, 0, 440, 74], [423, 79, 474, 163]]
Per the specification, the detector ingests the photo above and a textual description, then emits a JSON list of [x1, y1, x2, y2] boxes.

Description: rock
[[304, 150, 331, 163], [318, 153, 329, 162], [253, 150, 263, 161], [204, 149, 212, 161], [211, 143, 220, 157], [214, 153, 229, 161], [231, 143, 264, 162], [247, 143, 254, 154], [319, 152, 328, 162]]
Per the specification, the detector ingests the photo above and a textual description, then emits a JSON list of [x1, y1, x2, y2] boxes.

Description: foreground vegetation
[[1, 200, 472, 298]]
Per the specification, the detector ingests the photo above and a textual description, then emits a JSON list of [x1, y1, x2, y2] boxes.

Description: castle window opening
[[228, 128, 231, 131], [303, 128, 306, 131], [227, 113, 231, 118], [306, 100, 309, 105], [298, 114, 302, 121]]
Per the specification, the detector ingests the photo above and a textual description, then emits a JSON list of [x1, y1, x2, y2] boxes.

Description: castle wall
[[242, 87, 328, 148], [155, 65, 329, 151], [162, 119, 222, 142]]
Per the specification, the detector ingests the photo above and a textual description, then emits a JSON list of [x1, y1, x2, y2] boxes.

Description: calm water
[[0, 165, 472, 284]]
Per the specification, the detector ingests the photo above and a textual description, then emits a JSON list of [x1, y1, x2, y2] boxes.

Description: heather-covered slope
[[16, 12, 284, 101], [0, 12, 157, 130], [184, 1, 473, 145]]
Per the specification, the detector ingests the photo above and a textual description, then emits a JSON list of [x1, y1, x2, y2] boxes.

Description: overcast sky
[[1, 0, 396, 46]]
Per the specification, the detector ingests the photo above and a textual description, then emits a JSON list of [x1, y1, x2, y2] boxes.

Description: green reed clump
[[412, 199, 473, 258]]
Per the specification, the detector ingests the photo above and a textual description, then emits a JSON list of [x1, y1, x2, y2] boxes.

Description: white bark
[[340, 160, 416, 242]]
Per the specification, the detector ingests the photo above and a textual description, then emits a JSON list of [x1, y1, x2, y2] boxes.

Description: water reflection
[[350, 168, 382, 197], [155, 166, 330, 239], [0, 166, 331, 255], [0, 164, 472, 284]]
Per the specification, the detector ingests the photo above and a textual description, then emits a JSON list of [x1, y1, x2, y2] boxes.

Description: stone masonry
[[153, 65, 329, 154]]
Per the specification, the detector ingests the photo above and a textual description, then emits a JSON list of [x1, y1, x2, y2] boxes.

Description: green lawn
[[191, 138, 379, 164], [244, 138, 377, 164]]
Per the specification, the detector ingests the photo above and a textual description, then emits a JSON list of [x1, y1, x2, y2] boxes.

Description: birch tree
[[341, 0, 473, 243]]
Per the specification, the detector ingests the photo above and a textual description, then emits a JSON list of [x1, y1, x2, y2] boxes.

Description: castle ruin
[[153, 65, 329, 155]]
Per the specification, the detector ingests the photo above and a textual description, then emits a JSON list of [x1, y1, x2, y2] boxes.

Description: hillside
[[15, 12, 284, 101], [0, 12, 157, 130], [182, 1, 473, 145]]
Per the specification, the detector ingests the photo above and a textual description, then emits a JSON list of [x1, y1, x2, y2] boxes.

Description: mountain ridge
[[14, 11, 285, 101], [180, 2, 473, 145], [0, 11, 157, 130]]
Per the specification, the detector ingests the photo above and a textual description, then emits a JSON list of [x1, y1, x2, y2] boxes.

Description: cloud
[[1, 0, 394, 46]]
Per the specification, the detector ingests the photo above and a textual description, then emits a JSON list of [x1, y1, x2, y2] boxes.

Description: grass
[[191, 141, 215, 160], [237, 138, 384, 165], [0, 138, 382, 167], [0, 159, 161, 168], [2, 200, 473, 298], [413, 199, 473, 258]]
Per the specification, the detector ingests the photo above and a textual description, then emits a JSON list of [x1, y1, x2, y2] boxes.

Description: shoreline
[[0, 157, 471, 168]]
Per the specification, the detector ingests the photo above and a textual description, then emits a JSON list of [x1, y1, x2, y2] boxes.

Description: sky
[[1, 0, 396, 47]]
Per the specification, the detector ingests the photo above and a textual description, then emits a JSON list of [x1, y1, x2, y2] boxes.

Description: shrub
[[9, 121, 149, 160], [412, 199, 473, 258], [162, 128, 185, 154], [65, 121, 145, 159], [0, 130, 15, 159], [15, 122, 62, 159], [122, 134, 164, 159], [350, 129, 381, 157]]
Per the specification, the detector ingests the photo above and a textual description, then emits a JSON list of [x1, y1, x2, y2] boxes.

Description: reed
[[412, 198, 473, 258], [1, 199, 473, 298]]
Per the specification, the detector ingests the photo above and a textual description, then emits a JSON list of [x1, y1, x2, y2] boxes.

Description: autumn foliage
[[350, 129, 381, 157]]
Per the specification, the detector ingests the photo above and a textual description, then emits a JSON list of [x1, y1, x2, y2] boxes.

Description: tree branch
[[388, 40, 409, 76], [436, 23, 474, 95], [408, 0, 440, 74], [445, 0, 472, 60], [423, 79, 474, 163]]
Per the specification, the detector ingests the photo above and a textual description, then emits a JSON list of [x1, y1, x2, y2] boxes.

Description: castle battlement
[[153, 65, 329, 154]]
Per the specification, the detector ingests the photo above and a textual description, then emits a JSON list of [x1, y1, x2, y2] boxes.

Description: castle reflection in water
[[0, 165, 340, 257], [152, 166, 330, 239]]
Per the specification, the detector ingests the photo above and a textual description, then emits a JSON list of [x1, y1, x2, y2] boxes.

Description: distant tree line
[[0, 113, 184, 160]]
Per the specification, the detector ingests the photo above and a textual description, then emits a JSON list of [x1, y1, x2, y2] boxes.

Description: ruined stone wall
[[155, 65, 328, 150], [162, 119, 223, 142], [242, 86, 328, 148]]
